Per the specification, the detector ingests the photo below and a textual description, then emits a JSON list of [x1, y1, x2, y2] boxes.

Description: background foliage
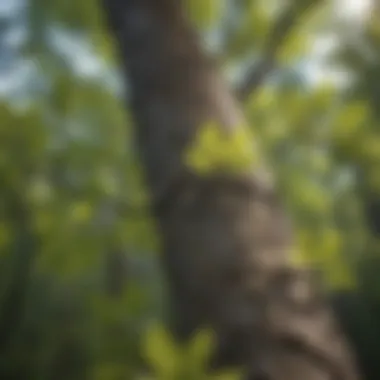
[[0, 0, 379, 379]]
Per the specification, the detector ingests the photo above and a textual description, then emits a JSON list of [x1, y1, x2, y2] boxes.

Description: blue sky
[[0, 0, 374, 98]]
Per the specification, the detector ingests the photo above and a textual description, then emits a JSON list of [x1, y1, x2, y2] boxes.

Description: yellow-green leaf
[[185, 120, 259, 175], [142, 323, 179, 377], [185, 0, 224, 29]]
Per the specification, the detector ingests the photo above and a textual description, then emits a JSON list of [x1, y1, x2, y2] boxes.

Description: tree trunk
[[102, 0, 361, 378], [0, 188, 37, 359]]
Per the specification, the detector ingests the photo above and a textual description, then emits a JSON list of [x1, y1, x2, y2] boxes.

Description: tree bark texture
[[102, 0, 361, 379]]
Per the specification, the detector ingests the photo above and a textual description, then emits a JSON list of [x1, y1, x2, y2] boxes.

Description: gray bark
[[102, 0, 361, 378]]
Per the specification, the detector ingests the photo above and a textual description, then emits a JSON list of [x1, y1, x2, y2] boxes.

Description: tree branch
[[236, 0, 324, 101]]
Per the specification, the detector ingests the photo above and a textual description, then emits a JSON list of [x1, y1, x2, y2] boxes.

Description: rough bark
[[102, 0, 361, 378]]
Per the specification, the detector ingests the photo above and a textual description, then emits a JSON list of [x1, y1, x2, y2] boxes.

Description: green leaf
[[185, 0, 224, 29], [332, 102, 369, 143], [142, 323, 179, 378], [186, 328, 215, 368], [185, 120, 259, 175], [226, 2, 271, 57]]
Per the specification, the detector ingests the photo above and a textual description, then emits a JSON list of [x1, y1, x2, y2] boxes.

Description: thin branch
[[237, 56, 276, 101], [236, 0, 324, 101]]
